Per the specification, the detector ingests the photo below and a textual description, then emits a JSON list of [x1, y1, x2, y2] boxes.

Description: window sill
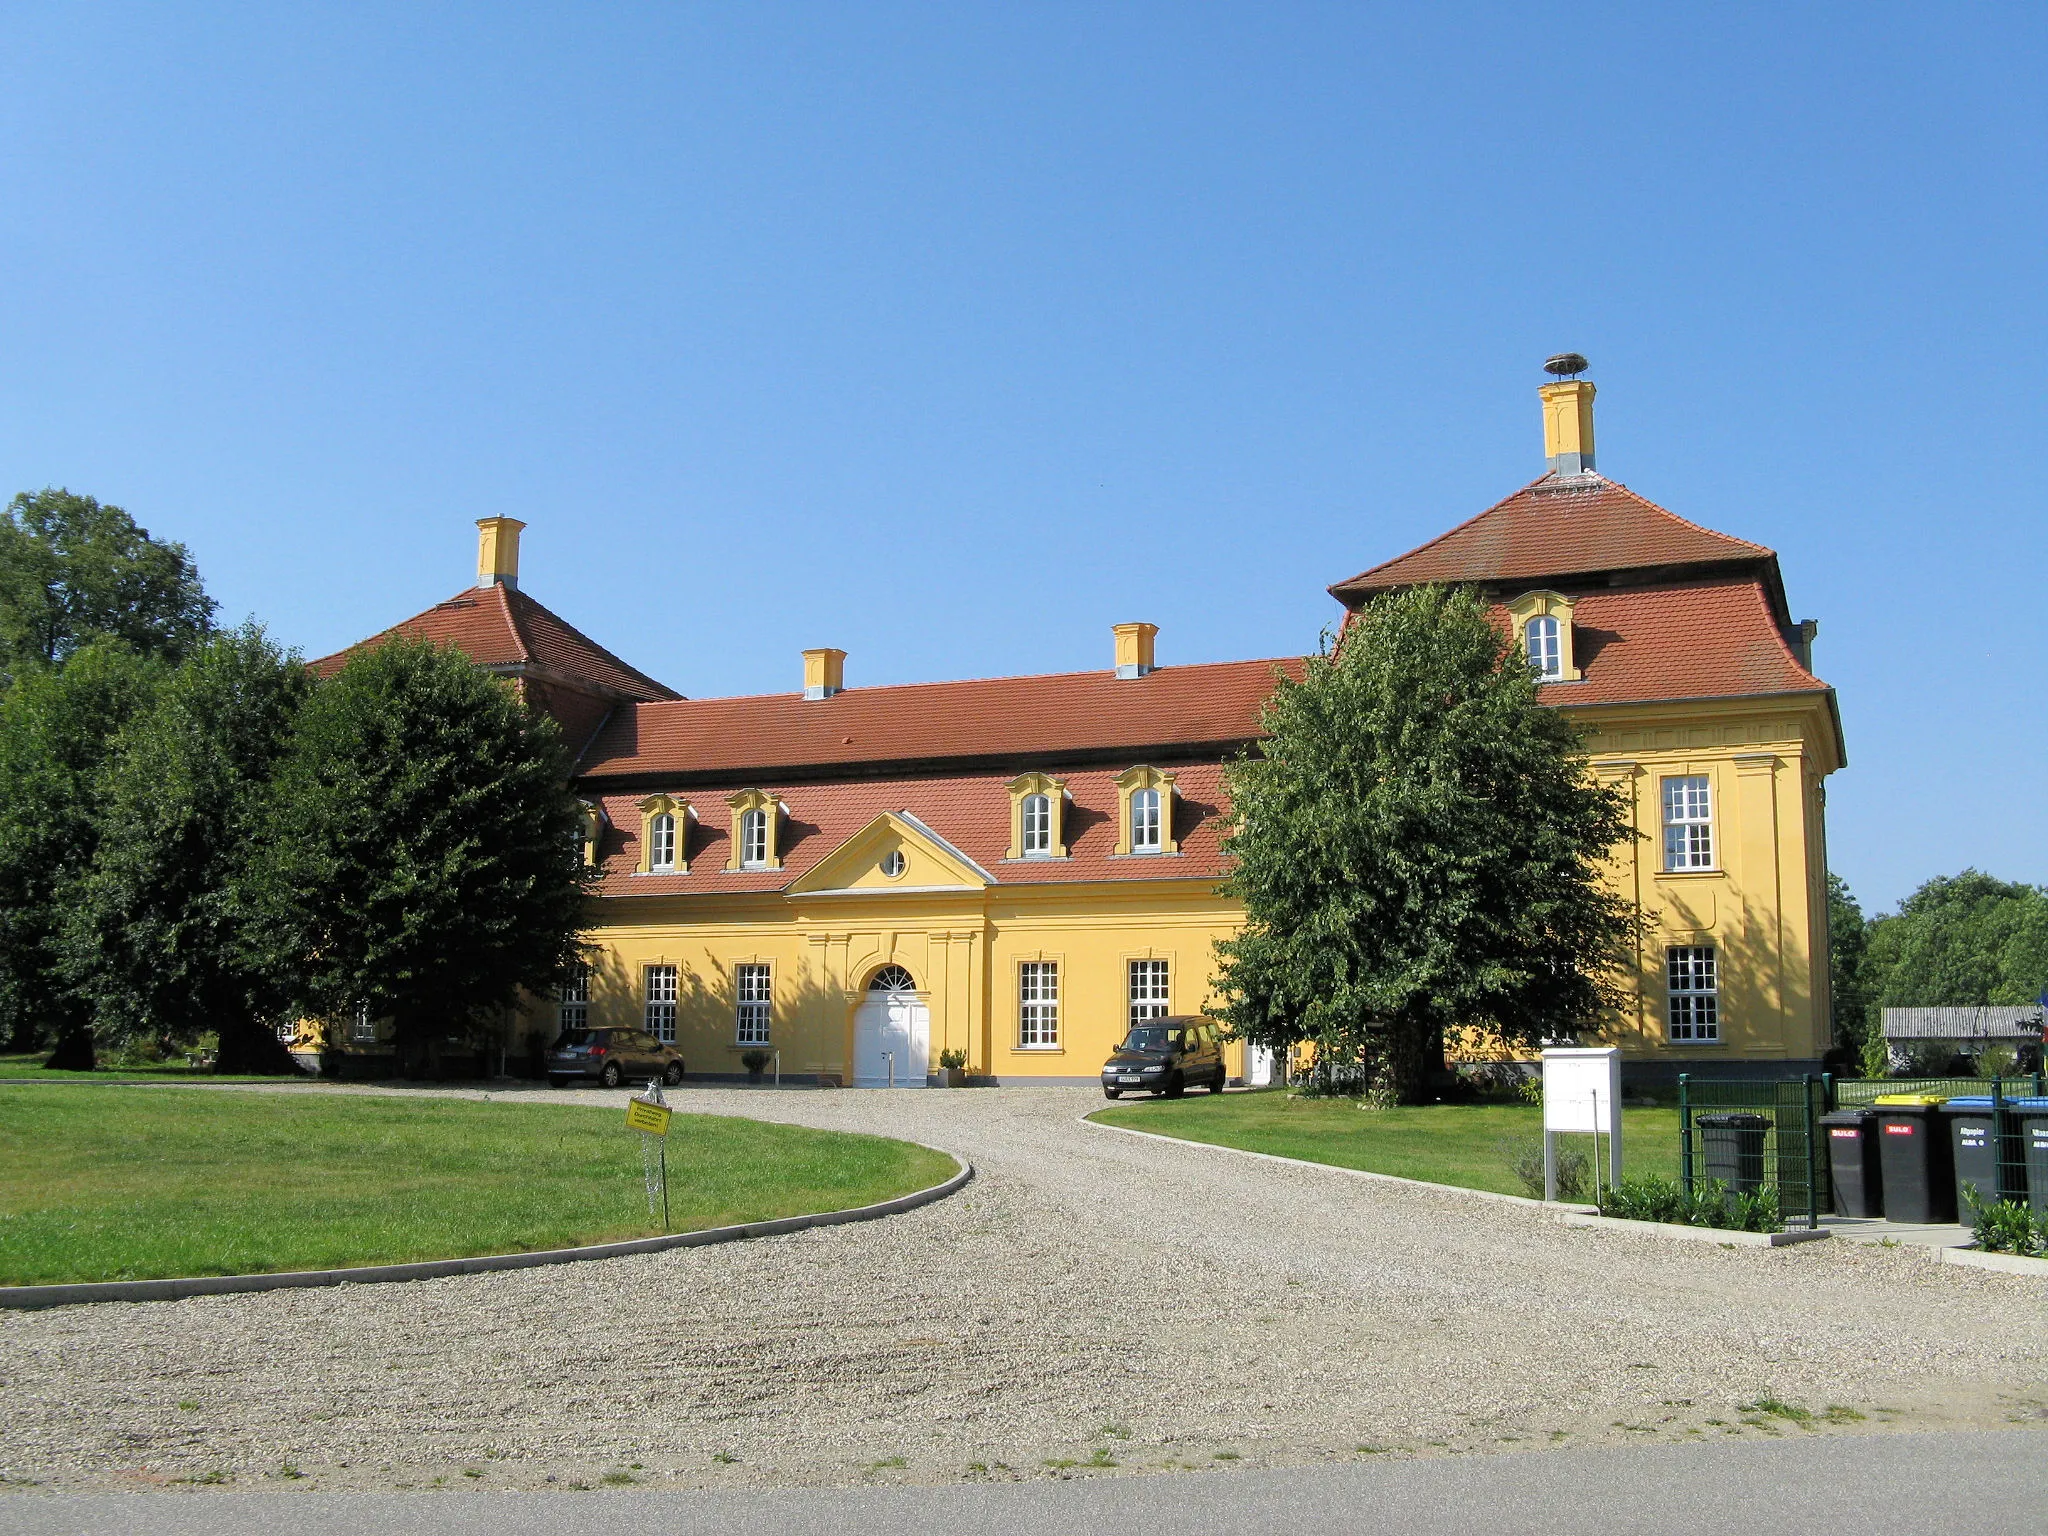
[[1011, 1045, 1064, 1054], [1661, 1039, 1725, 1048], [1655, 868, 1724, 880], [1109, 849, 1182, 860]]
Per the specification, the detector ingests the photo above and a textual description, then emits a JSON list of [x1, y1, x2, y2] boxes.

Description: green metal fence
[[1677, 1075, 1827, 1230], [1679, 1075, 2048, 1230], [1828, 1075, 2046, 1220]]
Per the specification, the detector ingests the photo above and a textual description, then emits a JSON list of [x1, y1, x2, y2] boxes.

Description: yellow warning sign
[[625, 1098, 672, 1136]]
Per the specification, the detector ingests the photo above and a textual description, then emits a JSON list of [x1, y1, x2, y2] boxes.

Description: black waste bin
[[1942, 1097, 2024, 1216], [1698, 1113, 1770, 1196], [1997, 1098, 2048, 1218], [1874, 1099, 1955, 1224], [1820, 1108, 1883, 1217]]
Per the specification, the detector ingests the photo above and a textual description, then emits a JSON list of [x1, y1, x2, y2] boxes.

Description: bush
[[1498, 1136, 1586, 1200], [1963, 1185, 2048, 1256], [740, 1050, 770, 1075], [937, 1048, 967, 1070], [1974, 1043, 2020, 1080], [1598, 1175, 1784, 1233]]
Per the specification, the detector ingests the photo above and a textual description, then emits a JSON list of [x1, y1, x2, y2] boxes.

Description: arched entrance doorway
[[854, 965, 929, 1088]]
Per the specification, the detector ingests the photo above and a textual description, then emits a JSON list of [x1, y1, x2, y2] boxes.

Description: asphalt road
[[2, 1429, 2040, 1535]]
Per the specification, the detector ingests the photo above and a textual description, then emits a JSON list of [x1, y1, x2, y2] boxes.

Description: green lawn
[[0, 1086, 956, 1286], [0, 1051, 298, 1081], [1093, 1088, 1680, 1197]]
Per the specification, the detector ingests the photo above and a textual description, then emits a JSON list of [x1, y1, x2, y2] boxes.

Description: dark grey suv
[[547, 1028, 685, 1089], [1101, 1017, 1228, 1099]]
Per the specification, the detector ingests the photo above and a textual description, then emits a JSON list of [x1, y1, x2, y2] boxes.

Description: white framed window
[[649, 812, 677, 872], [1666, 946, 1720, 1043], [1131, 788, 1162, 852], [350, 1003, 377, 1045], [1019, 961, 1059, 1047], [559, 964, 589, 1032], [1525, 614, 1562, 681], [740, 808, 769, 868], [644, 964, 678, 1043], [1662, 775, 1714, 870], [1021, 793, 1052, 856], [1129, 959, 1169, 1025], [736, 963, 771, 1045]]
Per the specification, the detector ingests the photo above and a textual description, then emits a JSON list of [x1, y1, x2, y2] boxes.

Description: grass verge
[[0, 1052, 297, 1082], [1092, 1088, 1680, 1197], [0, 1086, 956, 1286]]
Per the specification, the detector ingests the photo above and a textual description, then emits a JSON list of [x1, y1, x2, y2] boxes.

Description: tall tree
[[242, 638, 591, 1066], [1213, 585, 1638, 1106], [0, 489, 215, 688], [63, 625, 311, 1074], [0, 643, 164, 1062], [1863, 870, 2048, 1015], [1826, 873, 1873, 1057]]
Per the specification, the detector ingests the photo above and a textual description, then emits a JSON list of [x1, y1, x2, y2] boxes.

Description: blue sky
[[1, 4, 2041, 911]]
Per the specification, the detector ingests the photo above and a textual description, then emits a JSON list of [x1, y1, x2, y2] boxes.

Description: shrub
[[1962, 1185, 2047, 1256], [937, 1048, 967, 1071], [740, 1050, 770, 1074], [1498, 1136, 1586, 1200], [1974, 1043, 2020, 1080], [1597, 1175, 1784, 1233]]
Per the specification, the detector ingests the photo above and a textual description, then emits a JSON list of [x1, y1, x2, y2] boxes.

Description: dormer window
[[636, 795, 687, 875], [1524, 614, 1562, 680], [573, 801, 603, 869], [1131, 789, 1161, 850], [725, 789, 783, 872], [1021, 794, 1052, 855], [1115, 766, 1180, 856], [1504, 591, 1581, 683], [1005, 773, 1068, 859]]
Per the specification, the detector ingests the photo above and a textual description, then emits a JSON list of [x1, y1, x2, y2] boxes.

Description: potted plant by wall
[[741, 1048, 771, 1084], [937, 1048, 969, 1088]]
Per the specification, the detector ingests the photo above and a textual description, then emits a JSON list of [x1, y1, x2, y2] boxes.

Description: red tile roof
[[1330, 473, 1773, 600], [1517, 577, 1826, 707], [309, 585, 679, 702], [589, 762, 1235, 896], [576, 658, 1300, 782]]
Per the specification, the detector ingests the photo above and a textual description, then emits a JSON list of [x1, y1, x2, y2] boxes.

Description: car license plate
[[1118, 1075, 1141, 1084]]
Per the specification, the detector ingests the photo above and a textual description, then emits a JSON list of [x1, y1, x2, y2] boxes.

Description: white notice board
[[1542, 1047, 1621, 1135]]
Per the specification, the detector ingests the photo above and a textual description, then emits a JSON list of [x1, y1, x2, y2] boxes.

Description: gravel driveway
[[3, 1083, 2046, 1494]]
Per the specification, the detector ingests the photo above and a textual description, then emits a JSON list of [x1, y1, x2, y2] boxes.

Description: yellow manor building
[[317, 368, 1845, 1088]]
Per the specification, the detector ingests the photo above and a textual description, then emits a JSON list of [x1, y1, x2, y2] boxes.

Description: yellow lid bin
[[1871, 1094, 1949, 1106]]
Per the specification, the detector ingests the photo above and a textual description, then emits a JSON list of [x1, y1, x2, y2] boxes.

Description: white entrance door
[[1247, 1043, 1275, 1087], [854, 976, 929, 1088]]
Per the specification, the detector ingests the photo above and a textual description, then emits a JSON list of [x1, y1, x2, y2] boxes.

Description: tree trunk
[[43, 1025, 96, 1072], [1366, 1024, 1432, 1108], [214, 1016, 305, 1076]]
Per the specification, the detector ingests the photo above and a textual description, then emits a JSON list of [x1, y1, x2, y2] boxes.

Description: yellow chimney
[[1539, 380, 1596, 475], [802, 647, 846, 700], [475, 517, 526, 590], [1112, 622, 1158, 679]]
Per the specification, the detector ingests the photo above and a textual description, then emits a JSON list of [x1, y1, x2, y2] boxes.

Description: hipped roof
[[309, 584, 680, 703]]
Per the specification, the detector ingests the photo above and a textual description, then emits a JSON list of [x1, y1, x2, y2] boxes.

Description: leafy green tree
[[242, 638, 591, 1066], [0, 489, 215, 689], [1863, 870, 2048, 1018], [62, 625, 311, 1074], [0, 643, 164, 1062], [1826, 873, 1874, 1057], [1212, 585, 1638, 1106]]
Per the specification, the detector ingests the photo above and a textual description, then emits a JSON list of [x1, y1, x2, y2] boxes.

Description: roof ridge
[[493, 584, 536, 666], [1593, 477, 1775, 560], [627, 654, 1300, 712], [502, 587, 682, 701], [1328, 473, 1553, 594]]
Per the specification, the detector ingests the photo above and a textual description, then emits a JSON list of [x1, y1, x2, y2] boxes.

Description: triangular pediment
[[786, 812, 993, 896]]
